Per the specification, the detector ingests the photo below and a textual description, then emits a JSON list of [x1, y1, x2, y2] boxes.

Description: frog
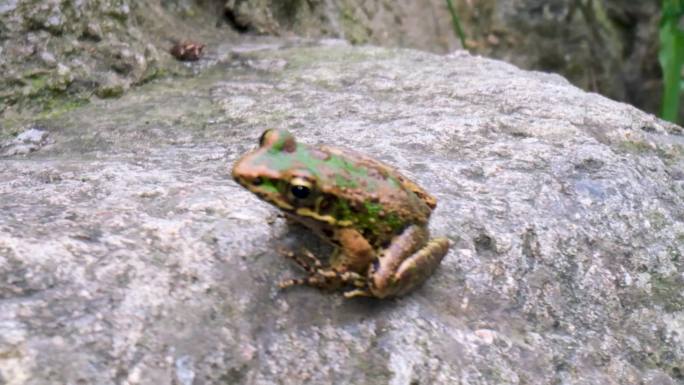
[[232, 129, 450, 298]]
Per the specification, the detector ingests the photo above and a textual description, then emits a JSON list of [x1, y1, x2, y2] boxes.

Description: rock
[[453, 0, 665, 121], [1, 127, 49, 156], [0, 1, 200, 114], [220, 0, 667, 119], [222, 0, 460, 50], [94, 73, 128, 99], [0, 42, 682, 384], [0, 0, 668, 129]]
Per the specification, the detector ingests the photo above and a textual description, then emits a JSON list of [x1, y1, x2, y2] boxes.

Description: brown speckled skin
[[232, 129, 450, 298]]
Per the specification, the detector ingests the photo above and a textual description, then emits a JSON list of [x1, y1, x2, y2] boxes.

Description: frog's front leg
[[278, 248, 323, 273], [278, 266, 366, 291], [346, 225, 450, 299], [330, 227, 376, 273], [279, 269, 366, 288], [277, 248, 335, 289], [278, 227, 375, 292]]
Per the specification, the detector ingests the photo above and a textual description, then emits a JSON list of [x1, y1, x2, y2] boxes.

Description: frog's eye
[[291, 185, 310, 199], [290, 177, 313, 199]]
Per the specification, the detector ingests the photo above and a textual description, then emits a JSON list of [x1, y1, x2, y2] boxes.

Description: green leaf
[[659, 0, 684, 123]]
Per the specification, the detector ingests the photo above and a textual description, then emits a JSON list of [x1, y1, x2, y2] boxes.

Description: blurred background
[[1, 0, 682, 126]]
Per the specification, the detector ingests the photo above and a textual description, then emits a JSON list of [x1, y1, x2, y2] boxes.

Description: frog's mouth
[[294, 206, 351, 227], [235, 172, 355, 228], [235, 175, 296, 212]]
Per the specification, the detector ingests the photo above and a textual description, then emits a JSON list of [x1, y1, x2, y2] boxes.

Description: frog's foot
[[278, 269, 366, 292], [278, 248, 323, 273], [279, 276, 329, 289], [343, 288, 373, 298], [278, 274, 341, 291]]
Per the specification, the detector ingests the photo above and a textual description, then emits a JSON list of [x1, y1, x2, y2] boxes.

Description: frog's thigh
[[333, 227, 375, 272], [392, 236, 450, 296], [372, 225, 449, 297]]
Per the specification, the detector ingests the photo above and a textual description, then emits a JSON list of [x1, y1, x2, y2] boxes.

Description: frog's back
[[321, 145, 437, 207]]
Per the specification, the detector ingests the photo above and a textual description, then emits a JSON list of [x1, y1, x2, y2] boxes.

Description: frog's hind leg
[[369, 225, 450, 298], [388, 236, 450, 297]]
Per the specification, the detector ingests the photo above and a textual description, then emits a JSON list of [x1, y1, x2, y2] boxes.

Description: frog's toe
[[300, 248, 324, 268], [278, 274, 331, 290], [343, 288, 373, 298], [278, 248, 324, 273], [278, 278, 306, 289]]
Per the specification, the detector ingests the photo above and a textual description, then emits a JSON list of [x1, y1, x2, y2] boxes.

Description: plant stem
[[445, 0, 467, 49]]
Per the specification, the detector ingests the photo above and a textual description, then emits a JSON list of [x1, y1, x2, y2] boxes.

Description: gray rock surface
[[1, 0, 668, 128], [223, 0, 460, 50], [1, 40, 683, 384], [0, 0, 233, 119], [453, 0, 666, 122], [222, 0, 669, 120]]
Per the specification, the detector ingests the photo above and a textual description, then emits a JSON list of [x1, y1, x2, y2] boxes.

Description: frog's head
[[233, 129, 421, 232], [233, 129, 339, 220]]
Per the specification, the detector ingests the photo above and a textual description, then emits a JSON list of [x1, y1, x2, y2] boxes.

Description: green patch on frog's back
[[296, 146, 373, 190], [313, 151, 404, 193], [252, 139, 403, 195]]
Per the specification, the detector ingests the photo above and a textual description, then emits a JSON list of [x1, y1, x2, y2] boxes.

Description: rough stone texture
[[0, 0, 459, 123], [1, 0, 673, 131], [454, 0, 666, 121], [224, 0, 460, 50], [1, 41, 683, 384], [221, 0, 673, 120], [0, 0, 231, 120]]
